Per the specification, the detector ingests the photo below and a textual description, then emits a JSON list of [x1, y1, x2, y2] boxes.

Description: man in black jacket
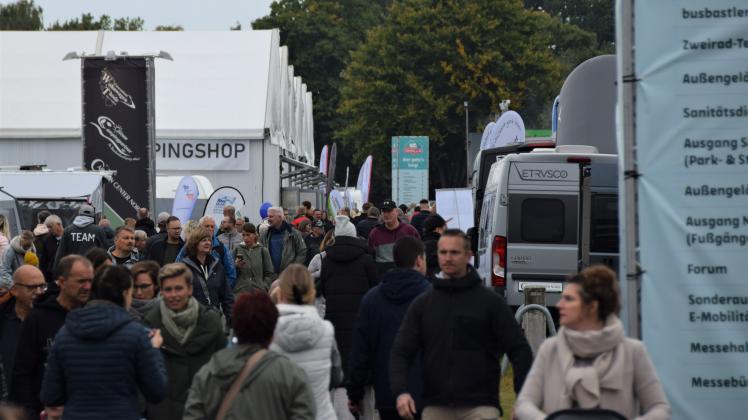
[[421, 215, 446, 277], [53, 205, 104, 271], [0, 266, 45, 400], [147, 216, 184, 266], [352, 202, 372, 226], [356, 206, 380, 240], [10, 255, 93, 417], [409, 199, 431, 235], [38, 215, 64, 284], [390, 229, 532, 420], [134, 207, 158, 237]]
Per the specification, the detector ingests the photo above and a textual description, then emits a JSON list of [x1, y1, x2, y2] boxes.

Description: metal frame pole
[[617, 0, 640, 338], [464, 101, 469, 187]]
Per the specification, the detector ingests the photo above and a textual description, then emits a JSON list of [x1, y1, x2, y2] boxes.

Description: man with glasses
[[0, 265, 45, 400], [147, 216, 184, 266], [10, 255, 93, 417]]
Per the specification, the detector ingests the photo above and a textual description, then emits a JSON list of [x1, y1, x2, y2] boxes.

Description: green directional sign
[[391, 136, 429, 205]]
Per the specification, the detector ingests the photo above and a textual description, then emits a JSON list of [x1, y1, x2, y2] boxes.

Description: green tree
[[154, 24, 184, 31], [113, 17, 144, 31], [336, 0, 591, 200], [525, 0, 614, 52], [253, 0, 390, 178], [47, 13, 143, 30], [0, 0, 43, 30]]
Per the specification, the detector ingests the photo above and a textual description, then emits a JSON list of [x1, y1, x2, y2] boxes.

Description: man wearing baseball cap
[[52, 204, 105, 271], [367, 200, 420, 276]]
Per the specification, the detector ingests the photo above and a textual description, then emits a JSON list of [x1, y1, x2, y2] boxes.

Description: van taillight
[[491, 235, 506, 287]]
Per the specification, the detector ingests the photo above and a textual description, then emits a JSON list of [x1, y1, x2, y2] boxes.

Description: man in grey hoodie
[[53, 204, 104, 270]]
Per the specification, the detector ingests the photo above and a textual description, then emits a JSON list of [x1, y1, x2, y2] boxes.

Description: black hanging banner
[[82, 57, 155, 223]]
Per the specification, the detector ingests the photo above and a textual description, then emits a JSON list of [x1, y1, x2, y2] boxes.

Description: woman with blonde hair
[[270, 264, 341, 420], [515, 265, 670, 419], [181, 219, 200, 242]]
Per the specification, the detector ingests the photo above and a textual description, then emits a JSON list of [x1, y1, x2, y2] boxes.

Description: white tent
[[0, 30, 317, 221], [0, 30, 313, 151]]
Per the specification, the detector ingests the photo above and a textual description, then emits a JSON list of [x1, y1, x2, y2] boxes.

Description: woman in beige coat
[[515, 265, 670, 420]]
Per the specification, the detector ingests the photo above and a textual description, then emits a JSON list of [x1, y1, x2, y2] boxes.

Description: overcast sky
[[23, 0, 274, 30]]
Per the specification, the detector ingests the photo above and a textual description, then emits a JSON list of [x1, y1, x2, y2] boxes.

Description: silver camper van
[[475, 145, 618, 307]]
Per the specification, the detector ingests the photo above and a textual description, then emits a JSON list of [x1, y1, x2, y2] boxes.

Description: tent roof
[[0, 31, 276, 140], [0, 171, 107, 200]]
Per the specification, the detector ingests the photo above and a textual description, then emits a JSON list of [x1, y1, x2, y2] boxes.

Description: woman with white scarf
[[515, 265, 671, 420], [143, 263, 226, 420]]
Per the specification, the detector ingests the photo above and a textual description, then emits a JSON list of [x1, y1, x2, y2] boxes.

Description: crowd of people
[[0, 198, 671, 420]]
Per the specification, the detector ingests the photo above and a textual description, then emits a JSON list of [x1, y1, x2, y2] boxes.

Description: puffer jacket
[[320, 236, 378, 374], [184, 344, 316, 420], [40, 300, 167, 420], [270, 303, 341, 420]]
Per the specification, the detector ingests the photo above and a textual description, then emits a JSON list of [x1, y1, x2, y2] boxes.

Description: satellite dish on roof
[[487, 111, 525, 149], [556, 55, 616, 154], [480, 122, 496, 150]]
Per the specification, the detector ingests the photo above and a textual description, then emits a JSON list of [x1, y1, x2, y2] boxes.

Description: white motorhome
[[475, 145, 618, 307]]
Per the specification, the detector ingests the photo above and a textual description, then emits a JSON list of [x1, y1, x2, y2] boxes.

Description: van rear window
[[521, 198, 565, 242]]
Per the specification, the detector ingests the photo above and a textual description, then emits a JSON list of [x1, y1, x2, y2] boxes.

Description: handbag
[[215, 349, 267, 420]]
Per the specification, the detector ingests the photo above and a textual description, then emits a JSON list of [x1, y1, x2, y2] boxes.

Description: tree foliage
[[336, 0, 595, 200], [154, 25, 184, 31], [253, 0, 390, 175], [47, 13, 144, 31], [525, 0, 614, 52], [0, 0, 43, 30]]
